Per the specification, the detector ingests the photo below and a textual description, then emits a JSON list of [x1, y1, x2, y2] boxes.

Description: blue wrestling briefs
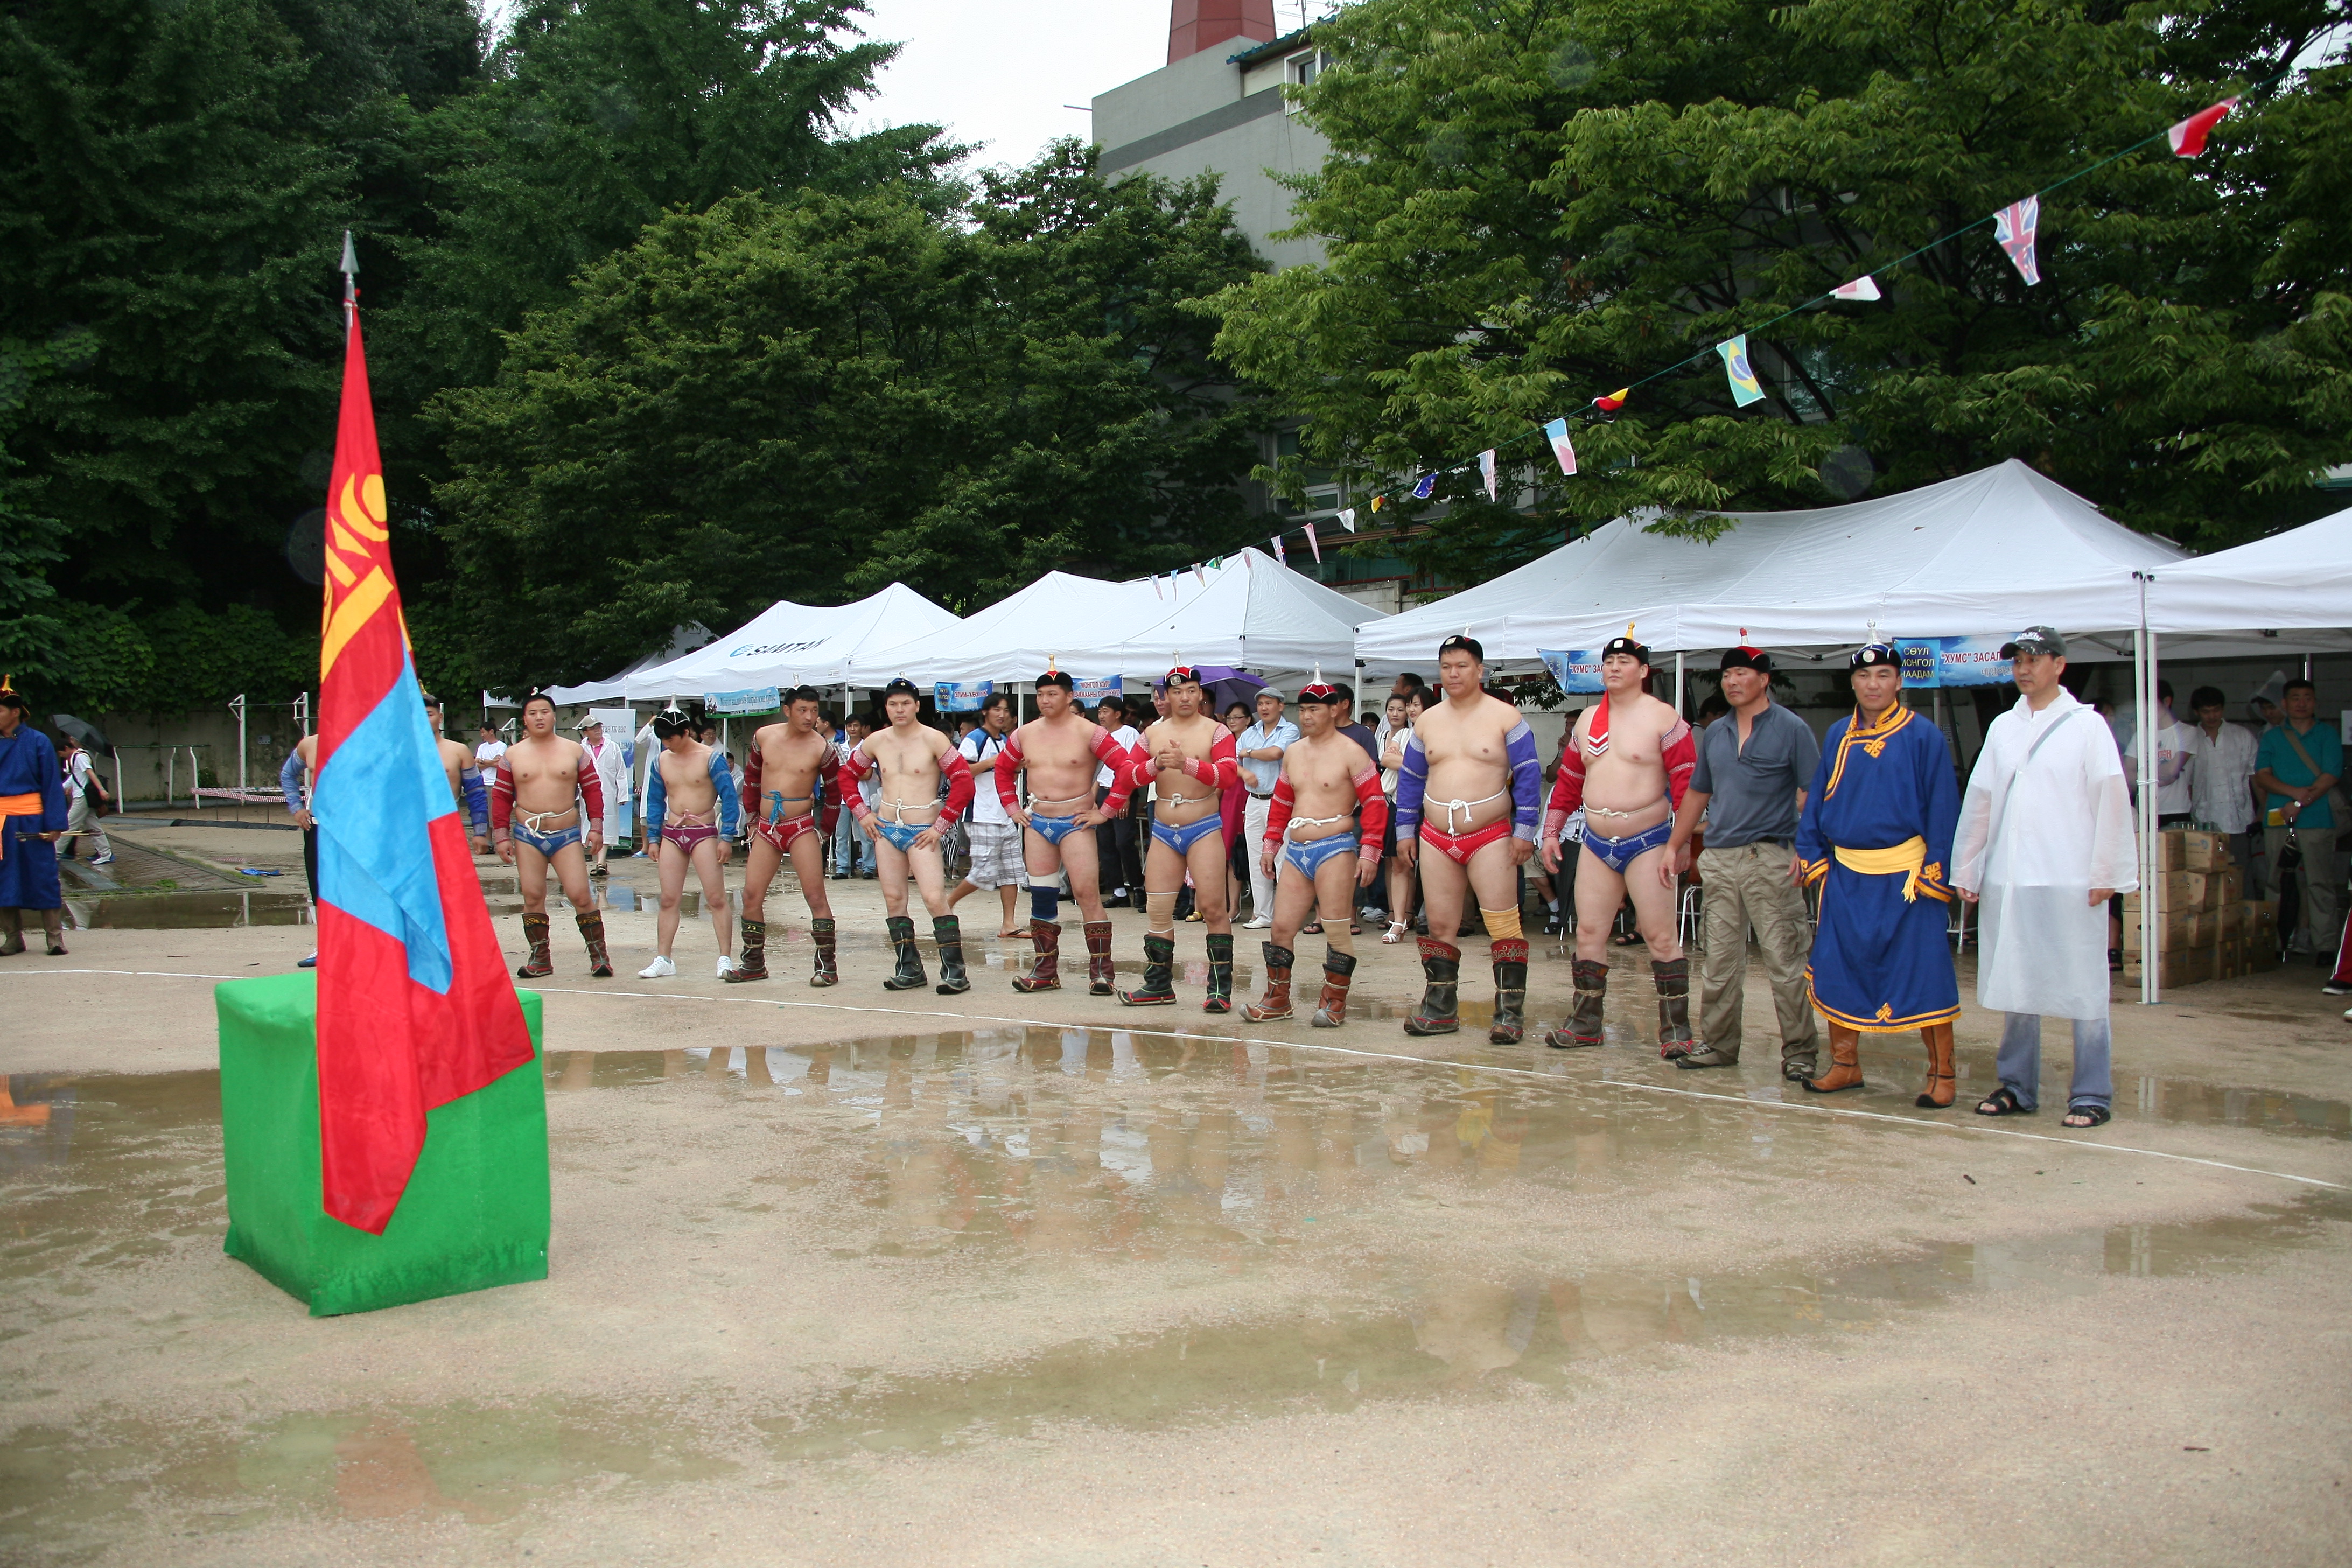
[[1027, 812, 1087, 846], [513, 820, 583, 858], [1580, 818, 1672, 873], [874, 818, 927, 854], [1283, 831, 1361, 880], [1151, 814, 1224, 856]]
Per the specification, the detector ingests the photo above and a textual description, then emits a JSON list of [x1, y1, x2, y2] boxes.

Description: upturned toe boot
[[1013, 919, 1061, 992], [40, 908, 66, 956], [1403, 938, 1460, 1036], [1915, 1021, 1956, 1108], [933, 914, 969, 995], [883, 915, 927, 991], [1652, 957, 1694, 1058], [516, 912, 553, 978], [1311, 950, 1357, 1028], [1243, 943, 1294, 1021], [1547, 957, 1608, 1048], [1083, 919, 1115, 996], [1806, 1023, 1867, 1094], [810, 916, 838, 987], [576, 910, 613, 977], [1, 908, 24, 956], [1488, 938, 1528, 1044], [1118, 933, 1177, 1006], [1203, 932, 1234, 1013], [726, 918, 769, 982]]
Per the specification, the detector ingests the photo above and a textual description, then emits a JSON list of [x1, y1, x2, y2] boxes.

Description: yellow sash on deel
[[1833, 835, 1927, 902], [0, 791, 41, 860]]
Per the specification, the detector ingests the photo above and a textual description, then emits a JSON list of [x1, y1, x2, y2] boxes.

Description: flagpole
[[340, 229, 358, 320]]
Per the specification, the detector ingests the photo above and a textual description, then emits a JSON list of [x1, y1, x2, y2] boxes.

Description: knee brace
[[1480, 906, 1523, 940], [1030, 885, 1060, 923], [1145, 890, 1179, 934], [1324, 923, 1355, 958]]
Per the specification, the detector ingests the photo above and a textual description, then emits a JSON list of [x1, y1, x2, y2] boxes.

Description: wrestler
[[490, 690, 611, 978], [1122, 665, 1242, 1011], [638, 704, 740, 979], [841, 677, 977, 993], [1538, 631, 1697, 1052], [1243, 674, 1387, 1027], [422, 691, 490, 854], [729, 685, 844, 986], [994, 667, 1138, 993], [1391, 636, 1543, 1040]]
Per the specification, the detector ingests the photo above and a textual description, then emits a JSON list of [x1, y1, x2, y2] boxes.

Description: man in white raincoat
[[578, 716, 628, 876], [1952, 627, 2139, 1129]]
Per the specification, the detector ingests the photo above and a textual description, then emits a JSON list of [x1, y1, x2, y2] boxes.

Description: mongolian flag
[[2168, 97, 2236, 157], [1592, 387, 1628, 414], [1993, 196, 2041, 286], [1716, 335, 1767, 407], [314, 296, 533, 1235], [1543, 417, 1578, 475], [1479, 449, 1499, 501]]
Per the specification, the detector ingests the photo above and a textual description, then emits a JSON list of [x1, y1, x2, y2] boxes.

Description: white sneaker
[[638, 955, 676, 978], [1242, 914, 1273, 930], [716, 955, 735, 978], [90, 852, 115, 866]]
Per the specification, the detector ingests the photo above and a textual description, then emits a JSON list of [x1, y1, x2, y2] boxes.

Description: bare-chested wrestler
[[728, 684, 843, 986], [422, 691, 489, 854], [638, 704, 740, 979], [1121, 665, 1242, 1012], [1538, 630, 1697, 1052], [490, 689, 611, 979], [1243, 674, 1387, 1027], [993, 667, 1139, 994], [840, 677, 976, 994], [1392, 636, 1543, 1039]]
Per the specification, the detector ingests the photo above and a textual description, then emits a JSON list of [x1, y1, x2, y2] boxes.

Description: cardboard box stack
[[2123, 829, 2266, 988]]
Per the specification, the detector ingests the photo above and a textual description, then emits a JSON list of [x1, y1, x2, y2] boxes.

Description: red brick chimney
[[1168, 0, 1277, 64]]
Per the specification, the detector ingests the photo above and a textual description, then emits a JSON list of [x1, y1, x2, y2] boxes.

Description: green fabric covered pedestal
[[218, 972, 550, 1317]]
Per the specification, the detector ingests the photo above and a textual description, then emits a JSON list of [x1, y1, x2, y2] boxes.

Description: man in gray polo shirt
[[1660, 643, 1822, 1076]]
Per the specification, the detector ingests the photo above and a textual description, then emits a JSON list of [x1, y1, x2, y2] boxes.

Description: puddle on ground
[[4, 1029, 2345, 1550], [64, 892, 315, 930]]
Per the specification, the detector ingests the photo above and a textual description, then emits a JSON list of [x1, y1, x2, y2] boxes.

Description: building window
[[1285, 50, 1325, 112]]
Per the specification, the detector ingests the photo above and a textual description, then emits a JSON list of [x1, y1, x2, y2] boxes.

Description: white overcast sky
[[844, 0, 1171, 173]]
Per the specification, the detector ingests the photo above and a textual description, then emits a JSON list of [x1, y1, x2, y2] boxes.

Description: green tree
[[434, 145, 1275, 690], [1207, 0, 2352, 582]]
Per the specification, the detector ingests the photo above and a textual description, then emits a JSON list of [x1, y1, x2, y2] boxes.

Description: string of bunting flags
[[1118, 89, 2249, 591]]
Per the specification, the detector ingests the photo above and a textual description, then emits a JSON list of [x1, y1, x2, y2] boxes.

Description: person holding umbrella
[[0, 676, 71, 955]]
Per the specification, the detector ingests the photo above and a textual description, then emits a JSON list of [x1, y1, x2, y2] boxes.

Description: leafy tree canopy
[[436, 144, 1275, 691], [1206, 0, 2352, 584]]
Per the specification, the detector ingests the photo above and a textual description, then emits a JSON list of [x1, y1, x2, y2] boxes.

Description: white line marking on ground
[[23, 969, 2345, 1191]]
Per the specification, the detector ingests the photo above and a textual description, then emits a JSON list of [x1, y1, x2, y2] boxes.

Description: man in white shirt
[[1236, 688, 1300, 929], [1092, 695, 1143, 908], [1952, 627, 2139, 1130], [474, 722, 507, 767], [2184, 683, 2260, 884], [949, 693, 1025, 936], [57, 737, 113, 866], [2122, 679, 2196, 828], [577, 717, 627, 877]]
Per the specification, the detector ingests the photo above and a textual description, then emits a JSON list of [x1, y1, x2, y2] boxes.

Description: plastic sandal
[[1382, 921, 1408, 945]]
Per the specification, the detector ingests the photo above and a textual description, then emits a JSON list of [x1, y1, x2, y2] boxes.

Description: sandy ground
[[4, 821, 2349, 1564]]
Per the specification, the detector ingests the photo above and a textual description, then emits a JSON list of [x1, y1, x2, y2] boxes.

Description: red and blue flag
[[314, 303, 533, 1235]]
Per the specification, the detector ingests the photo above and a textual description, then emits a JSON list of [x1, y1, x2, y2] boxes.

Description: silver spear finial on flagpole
[[339, 229, 359, 315]]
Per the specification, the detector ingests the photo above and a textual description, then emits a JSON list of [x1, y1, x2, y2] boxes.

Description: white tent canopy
[[844, 547, 1384, 688], [543, 624, 714, 706], [2132, 500, 2352, 646], [1356, 460, 2186, 671], [622, 583, 961, 702]]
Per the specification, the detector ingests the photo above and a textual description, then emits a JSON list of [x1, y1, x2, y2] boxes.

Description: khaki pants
[[2267, 824, 2342, 953], [1696, 841, 1819, 1070]]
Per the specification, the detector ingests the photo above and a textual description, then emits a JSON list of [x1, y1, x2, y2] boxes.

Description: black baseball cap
[[1999, 626, 2066, 658], [883, 677, 920, 700]]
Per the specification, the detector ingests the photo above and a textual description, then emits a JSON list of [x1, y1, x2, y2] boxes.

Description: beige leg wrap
[[1480, 905, 1523, 940], [1145, 890, 1179, 936]]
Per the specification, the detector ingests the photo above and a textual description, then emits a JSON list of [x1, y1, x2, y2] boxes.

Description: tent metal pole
[[1674, 651, 1685, 715], [2136, 575, 2158, 1005]]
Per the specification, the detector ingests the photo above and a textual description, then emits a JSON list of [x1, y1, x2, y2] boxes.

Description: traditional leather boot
[[725, 918, 768, 982], [933, 914, 969, 995], [1653, 957, 1694, 1059], [1806, 1023, 1866, 1094], [0, 909, 23, 956], [1243, 943, 1294, 1021], [1547, 958, 1608, 1048], [1082, 919, 1115, 996], [1403, 937, 1460, 1036], [1488, 937, 1529, 1044], [1203, 932, 1234, 1013], [576, 910, 613, 977], [810, 916, 838, 987], [1916, 1021, 1956, 1108], [883, 914, 926, 991], [1013, 919, 1061, 992], [40, 908, 66, 956], [1311, 950, 1356, 1028], [516, 912, 553, 978], [1118, 933, 1177, 1006]]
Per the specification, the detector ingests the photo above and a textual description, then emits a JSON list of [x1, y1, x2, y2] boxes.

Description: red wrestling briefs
[[1418, 818, 1514, 865], [753, 813, 822, 854]]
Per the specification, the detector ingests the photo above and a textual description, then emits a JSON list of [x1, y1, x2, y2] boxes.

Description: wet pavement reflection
[[3, 1040, 2345, 1549]]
